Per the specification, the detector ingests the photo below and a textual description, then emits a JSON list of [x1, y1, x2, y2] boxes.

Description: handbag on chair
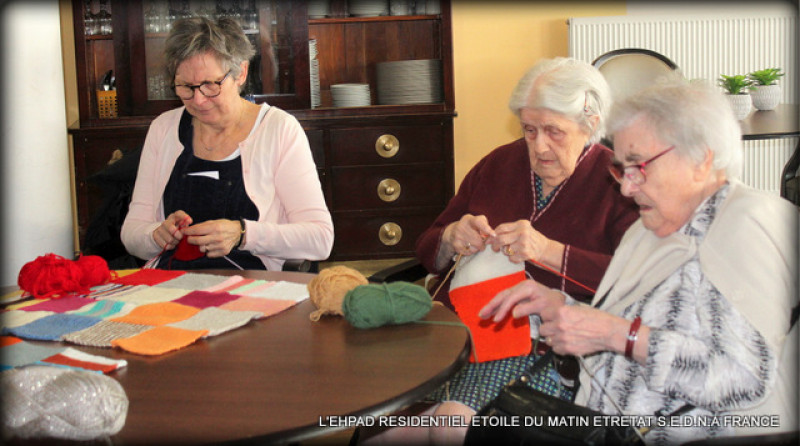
[[464, 349, 646, 446]]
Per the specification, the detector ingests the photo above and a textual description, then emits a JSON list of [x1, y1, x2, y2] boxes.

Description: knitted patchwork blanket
[[1, 270, 309, 357]]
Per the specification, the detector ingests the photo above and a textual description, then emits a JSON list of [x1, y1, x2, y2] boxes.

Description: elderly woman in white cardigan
[[480, 77, 798, 445]]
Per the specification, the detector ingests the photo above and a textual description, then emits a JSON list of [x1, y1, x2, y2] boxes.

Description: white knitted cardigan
[[573, 181, 798, 444]]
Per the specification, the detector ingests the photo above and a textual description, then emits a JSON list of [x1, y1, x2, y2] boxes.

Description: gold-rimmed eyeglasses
[[608, 146, 675, 185], [172, 70, 232, 100]]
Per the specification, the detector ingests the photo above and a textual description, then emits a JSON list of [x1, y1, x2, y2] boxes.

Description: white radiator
[[569, 15, 799, 195]]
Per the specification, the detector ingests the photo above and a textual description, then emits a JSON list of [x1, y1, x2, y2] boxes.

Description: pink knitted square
[[219, 296, 297, 318], [19, 296, 97, 313]]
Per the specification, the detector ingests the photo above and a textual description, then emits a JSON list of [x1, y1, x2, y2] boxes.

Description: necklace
[[534, 174, 560, 210], [196, 104, 247, 152]]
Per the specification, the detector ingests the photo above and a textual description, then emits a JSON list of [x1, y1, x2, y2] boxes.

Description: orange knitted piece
[[0, 336, 23, 347], [111, 326, 208, 356], [110, 302, 200, 326], [449, 271, 530, 362]]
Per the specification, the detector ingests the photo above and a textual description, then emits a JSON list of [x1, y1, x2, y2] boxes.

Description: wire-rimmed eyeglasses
[[608, 146, 675, 185], [172, 70, 232, 100]]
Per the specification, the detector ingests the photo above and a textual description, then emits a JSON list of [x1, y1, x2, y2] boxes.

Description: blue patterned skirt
[[426, 353, 574, 412]]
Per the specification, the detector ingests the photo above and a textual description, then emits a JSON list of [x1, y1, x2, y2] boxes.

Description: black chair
[[282, 259, 318, 273], [366, 258, 428, 283], [780, 141, 800, 206], [592, 48, 679, 102]]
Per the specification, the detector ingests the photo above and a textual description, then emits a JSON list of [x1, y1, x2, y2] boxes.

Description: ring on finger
[[504, 245, 514, 256], [465, 241, 471, 251]]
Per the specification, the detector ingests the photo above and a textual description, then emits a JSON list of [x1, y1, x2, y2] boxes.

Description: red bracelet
[[625, 316, 642, 359]]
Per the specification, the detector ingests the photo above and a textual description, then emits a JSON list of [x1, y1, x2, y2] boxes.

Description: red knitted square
[[449, 271, 530, 362]]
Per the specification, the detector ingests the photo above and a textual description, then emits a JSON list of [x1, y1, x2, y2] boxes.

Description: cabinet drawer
[[330, 124, 444, 165], [331, 164, 447, 210], [332, 212, 441, 258]]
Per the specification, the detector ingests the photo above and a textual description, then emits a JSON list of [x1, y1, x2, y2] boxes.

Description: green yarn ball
[[342, 282, 433, 329]]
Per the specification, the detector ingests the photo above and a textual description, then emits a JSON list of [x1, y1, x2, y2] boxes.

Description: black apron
[[158, 110, 265, 270]]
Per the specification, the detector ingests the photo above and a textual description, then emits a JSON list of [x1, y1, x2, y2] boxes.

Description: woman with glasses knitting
[[122, 17, 333, 271], [479, 78, 798, 444], [360, 58, 639, 444]]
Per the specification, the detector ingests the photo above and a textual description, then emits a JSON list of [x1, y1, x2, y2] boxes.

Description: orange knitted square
[[111, 326, 208, 356], [110, 301, 200, 326]]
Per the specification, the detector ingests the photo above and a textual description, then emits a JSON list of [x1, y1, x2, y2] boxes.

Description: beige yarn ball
[[308, 265, 368, 321]]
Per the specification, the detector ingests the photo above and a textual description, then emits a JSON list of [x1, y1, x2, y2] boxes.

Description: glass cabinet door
[[115, 0, 308, 117]]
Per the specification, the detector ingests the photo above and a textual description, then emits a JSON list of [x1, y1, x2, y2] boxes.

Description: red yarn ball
[[75, 254, 114, 288], [17, 254, 87, 299]]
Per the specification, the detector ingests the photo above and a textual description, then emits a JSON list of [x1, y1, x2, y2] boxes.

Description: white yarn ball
[[2, 365, 128, 441]]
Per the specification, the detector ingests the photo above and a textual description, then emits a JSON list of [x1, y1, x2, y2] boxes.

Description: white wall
[[1, 2, 73, 286], [626, 0, 797, 17]]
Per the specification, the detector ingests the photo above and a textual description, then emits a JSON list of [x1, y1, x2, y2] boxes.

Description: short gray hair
[[607, 75, 742, 180], [508, 57, 612, 144], [164, 16, 255, 87]]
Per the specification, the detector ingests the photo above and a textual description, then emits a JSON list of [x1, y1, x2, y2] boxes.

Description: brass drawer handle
[[379, 222, 402, 246], [377, 178, 401, 202], [375, 134, 399, 158]]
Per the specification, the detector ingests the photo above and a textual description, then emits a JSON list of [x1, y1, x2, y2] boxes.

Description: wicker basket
[[97, 90, 118, 118]]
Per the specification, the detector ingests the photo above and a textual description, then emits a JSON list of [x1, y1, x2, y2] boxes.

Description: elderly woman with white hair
[[479, 77, 799, 444], [359, 58, 639, 444]]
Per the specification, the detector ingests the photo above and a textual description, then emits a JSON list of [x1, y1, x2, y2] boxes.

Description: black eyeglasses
[[172, 70, 232, 100], [608, 146, 675, 185]]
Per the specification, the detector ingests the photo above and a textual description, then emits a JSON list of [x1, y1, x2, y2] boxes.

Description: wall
[[625, 0, 796, 17], [449, 1, 625, 187], [1, 1, 73, 286], [449, 0, 797, 187]]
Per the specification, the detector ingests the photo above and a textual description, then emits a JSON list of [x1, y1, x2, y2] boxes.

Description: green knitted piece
[[342, 282, 433, 329]]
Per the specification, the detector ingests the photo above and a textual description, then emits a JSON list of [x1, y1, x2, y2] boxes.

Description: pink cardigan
[[121, 104, 334, 270]]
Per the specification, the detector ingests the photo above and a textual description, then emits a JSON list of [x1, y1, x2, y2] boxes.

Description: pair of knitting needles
[[144, 215, 243, 270]]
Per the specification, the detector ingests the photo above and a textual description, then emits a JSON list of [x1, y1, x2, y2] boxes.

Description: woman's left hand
[[182, 219, 243, 258], [489, 220, 564, 267], [538, 305, 629, 357]]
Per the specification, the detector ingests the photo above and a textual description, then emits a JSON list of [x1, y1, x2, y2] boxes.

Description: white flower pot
[[726, 94, 752, 120], [751, 84, 781, 111]]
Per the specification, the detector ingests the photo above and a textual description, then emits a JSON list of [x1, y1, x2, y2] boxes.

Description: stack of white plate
[[331, 83, 371, 107], [309, 40, 321, 108], [348, 0, 388, 17], [308, 0, 330, 18], [389, 0, 410, 16], [376, 59, 443, 105]]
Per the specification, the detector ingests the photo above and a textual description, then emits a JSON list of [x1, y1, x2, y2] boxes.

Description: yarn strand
[[525, 258, 596, 294], [431, 253, 463, 300]]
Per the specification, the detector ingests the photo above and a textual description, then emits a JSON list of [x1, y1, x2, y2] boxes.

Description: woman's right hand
[[443, 214, 495, 256], [152, 211, 192, 250], [478, 279, 565, 322]]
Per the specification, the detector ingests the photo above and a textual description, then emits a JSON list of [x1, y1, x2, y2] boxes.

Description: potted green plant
[[718, 74, 753, 120], [749, 68, 784, 111]]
